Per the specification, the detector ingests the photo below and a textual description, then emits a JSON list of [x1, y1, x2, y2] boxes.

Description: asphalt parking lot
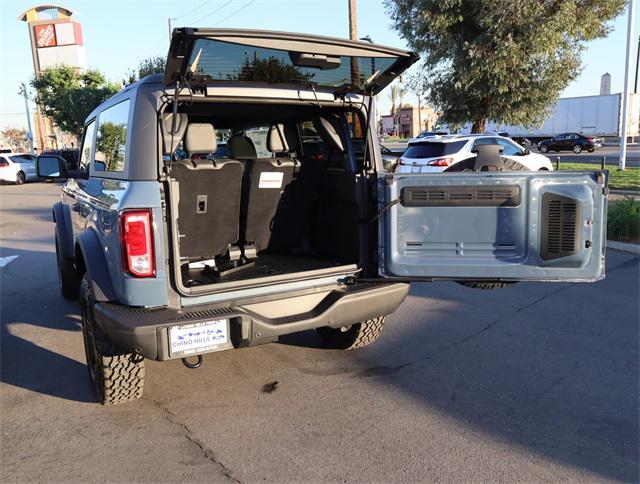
[[1, 182, 638, 482]]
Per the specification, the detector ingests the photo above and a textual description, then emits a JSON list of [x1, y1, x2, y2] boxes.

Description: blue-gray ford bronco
[[37, 29, 608, 404]]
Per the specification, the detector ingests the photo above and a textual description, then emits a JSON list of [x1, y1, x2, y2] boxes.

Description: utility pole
[[348, 0, 360, 90], [168, 17, 173, 42], [620, 0, 636, 170], [348, 0, 357, 40], [635, 34, 639, 93], [18, 82, 35, 155]]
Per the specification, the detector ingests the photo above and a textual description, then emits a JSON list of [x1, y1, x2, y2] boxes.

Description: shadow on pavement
[[1, 247, 94, 403], [281, 251, 640, 481]]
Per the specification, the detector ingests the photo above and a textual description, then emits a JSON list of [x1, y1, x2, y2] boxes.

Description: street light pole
[[620, 0, 636, 170], [19, 82, 35, 155]]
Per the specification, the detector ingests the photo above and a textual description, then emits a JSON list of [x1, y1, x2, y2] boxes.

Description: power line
[[211, 0, 257, 26], [194, 0, 234, 25], [172, 0, 215, 20]]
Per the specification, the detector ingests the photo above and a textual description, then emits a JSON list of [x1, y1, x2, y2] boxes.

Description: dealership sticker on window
[[258, 171, 284, 189]]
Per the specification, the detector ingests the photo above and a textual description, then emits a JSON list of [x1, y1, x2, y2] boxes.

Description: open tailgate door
[[378, 171, 608, 283]]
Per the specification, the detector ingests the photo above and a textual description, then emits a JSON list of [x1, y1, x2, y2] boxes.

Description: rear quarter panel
[[77, 178, 169, 307]]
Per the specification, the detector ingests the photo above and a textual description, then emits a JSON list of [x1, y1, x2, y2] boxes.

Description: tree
[[95, 121, 126, 171], [31, 66, 119, 137], [124, 56, 165, 85], [385, 0, 626, 132], [0, 126, 30, 152], [388, 83, 401, 115]]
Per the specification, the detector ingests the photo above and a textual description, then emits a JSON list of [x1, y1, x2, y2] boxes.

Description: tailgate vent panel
[[540, 193, 581, 261], [401, 186, 521, 207]]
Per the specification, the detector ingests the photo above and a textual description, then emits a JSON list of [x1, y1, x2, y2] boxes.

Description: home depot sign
[[35, 24, 56, 47], [30, 20, 85, 72]]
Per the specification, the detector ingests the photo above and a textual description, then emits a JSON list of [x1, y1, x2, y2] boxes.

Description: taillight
[[0, 160, 8, 167], [586, 137, 594, 142], [427, 157, 453, 167], [312, 153, 325, 161], [120, 210, 155, 278]]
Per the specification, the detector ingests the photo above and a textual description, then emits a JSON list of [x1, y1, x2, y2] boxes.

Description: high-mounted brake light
[[427, 157, 453, 167], [120, 210, 155, 278]]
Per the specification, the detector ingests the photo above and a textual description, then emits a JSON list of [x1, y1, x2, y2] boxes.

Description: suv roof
[[410, 133, 509, 144]]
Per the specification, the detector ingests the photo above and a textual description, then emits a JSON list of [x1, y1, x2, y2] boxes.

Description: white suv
[[396, 134, 553, 173], [0, 153, 37, 184]]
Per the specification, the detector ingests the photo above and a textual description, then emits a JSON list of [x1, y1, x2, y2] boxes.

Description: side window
[[473, 137, 497, 149], [495, 138, 520, 156], [78, 120, 96, 179], [244, 127, 271, 158], [95, 99, 130, 173]]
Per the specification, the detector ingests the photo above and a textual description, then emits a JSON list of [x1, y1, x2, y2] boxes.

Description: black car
[[41, 148, 80, 172], [538, 133, 602, 154]]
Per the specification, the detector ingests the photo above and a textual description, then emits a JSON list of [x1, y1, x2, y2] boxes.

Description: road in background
[[1, 182, 638, 482], [383, 142, 640, 168]]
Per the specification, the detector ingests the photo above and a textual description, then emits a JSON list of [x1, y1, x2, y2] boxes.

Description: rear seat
[[170, 123, 243, 262], [231, 125, 297, 254]]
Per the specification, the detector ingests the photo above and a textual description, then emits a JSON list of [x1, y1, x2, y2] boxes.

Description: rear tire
[[80, 276, 145, 404], [573, 144, 582, 154], [55, 234, 79, 299], [15, 171, 25, 185], [316, 316, 385, 350], [456, 281, 517, 290], [539, 145, 548, 153]]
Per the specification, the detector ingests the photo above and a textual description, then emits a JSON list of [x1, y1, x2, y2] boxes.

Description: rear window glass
[[403, 141, 466, 158], [9, 155, 35, 163], [188, 39, 397, 89], [95, 99, 130, 173]]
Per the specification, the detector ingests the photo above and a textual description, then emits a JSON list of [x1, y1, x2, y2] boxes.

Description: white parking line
[[0, 255, 19, 268]]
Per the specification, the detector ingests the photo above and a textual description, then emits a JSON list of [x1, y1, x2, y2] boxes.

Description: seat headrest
[[267, 124, 289, 153], [313, 116, 344, 152], [185, 123, 217, 154], [228, 135, 257, 160], [472, 144, 504, 172], [161, 113, 188, 154]]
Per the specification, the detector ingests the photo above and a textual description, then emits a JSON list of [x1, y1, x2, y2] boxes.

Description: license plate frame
[[168, 319, 230, 358]]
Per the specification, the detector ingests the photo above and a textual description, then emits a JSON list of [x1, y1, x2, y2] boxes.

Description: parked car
[[409, 130, 448, 143], [41, 148, 80, 175], [396, 134, 553, 173], [380, 144, 402, 171], [38, 28, 607, 405], [0, 153, 37, 184], [537, 133, 603, 154]]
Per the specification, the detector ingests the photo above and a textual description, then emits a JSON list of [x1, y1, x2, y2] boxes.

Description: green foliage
[[559, 163, 640, 191], [608, 198, 640, 243], [385, 0, 626, 132], [124, 56, 165, 85], [229, 56, 313, 83], [31, 66, 119, 137]]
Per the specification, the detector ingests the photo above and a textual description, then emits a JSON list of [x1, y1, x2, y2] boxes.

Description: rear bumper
[[93, 282, 410, 361]]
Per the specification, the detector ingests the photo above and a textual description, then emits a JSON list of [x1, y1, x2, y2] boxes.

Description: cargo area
[[161, 102, 369, 292]]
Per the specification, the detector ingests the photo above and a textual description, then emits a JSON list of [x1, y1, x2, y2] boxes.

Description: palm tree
[[388, 84, 400, 116]]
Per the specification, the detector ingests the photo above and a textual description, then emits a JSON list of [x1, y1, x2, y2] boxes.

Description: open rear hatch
[[163, 28, 419, 95]]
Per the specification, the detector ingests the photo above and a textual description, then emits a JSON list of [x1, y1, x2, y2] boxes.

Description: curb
[[610, 189, 640, 196], [607, 240, 640, 254]]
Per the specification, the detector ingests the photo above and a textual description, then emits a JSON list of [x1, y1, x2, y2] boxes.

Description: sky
[[0, 0, 636, 131]]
